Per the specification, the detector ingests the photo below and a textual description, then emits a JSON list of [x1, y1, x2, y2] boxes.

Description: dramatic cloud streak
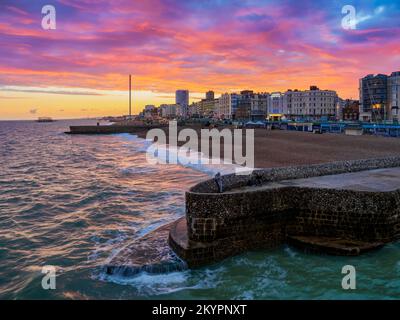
[[0, 86, 105, 96]]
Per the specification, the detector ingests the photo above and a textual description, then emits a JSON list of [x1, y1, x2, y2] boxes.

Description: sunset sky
[[0, 0, 399, 120]]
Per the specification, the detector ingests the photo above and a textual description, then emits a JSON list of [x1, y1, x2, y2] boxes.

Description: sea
[[0, 119, 400, 300]]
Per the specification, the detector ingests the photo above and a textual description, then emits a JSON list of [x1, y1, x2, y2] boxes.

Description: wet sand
[[136, 126, 400, 168]]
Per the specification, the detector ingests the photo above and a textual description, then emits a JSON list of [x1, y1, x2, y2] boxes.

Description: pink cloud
[[0, 0, 398, 99]]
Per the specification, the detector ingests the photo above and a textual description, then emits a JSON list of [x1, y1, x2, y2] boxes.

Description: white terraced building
[[216, 93, 242, 119], [217, 93, 231, 119], [285, 86, 339, 121], [211, 87, 340, 121]]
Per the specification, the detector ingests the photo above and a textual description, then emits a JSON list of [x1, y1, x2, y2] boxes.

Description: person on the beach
[[214, 172, 223, 193]]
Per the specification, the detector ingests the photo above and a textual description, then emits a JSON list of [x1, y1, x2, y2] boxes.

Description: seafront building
[[189, 91, 219, 118], [157, 85, 341, 122], [268, 92, 286, 121], [250, 92, 269, 121], [234, 90, 269, 121], [233, 87, 338, 121], [188, 101, 200, 117], [235, 90, 254, 120], [152, 73, 400, 123], [388, 71, 400, 122], [160, 104, 178, 118], [216, 91, 268, 121], [359, 74, 388, 122], [175, 90, 189, 117], [359, 71, 400, 122], [341, 100, 360, 121], [196, 98, 218, 117], [187, 86, 339, 121], [216, 93, 231, 119], [216, 93, 241, 119], [205, 90, 215, 101], [143, 105, 158, 119], [284, 86, 338, 121]]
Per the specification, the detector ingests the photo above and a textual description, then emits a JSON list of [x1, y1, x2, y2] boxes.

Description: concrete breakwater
[[169, 157, 400, 267], [104, 157, 400, 274], [66, 124, 167, 134]]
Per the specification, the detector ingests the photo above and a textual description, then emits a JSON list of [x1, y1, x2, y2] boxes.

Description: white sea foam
[[119, 167, 158, 175], [97, 271, 195, 296], [96, 265, 224, 296], [117, 133, 153, 152], [117, 133, 254, 176]]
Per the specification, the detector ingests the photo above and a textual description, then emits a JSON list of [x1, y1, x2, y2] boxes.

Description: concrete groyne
[[66, 124, 166, 134], [169, 157, 400, 267]]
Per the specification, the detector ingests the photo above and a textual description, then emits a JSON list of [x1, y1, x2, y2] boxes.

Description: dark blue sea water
[[1, 120, 400, 299]]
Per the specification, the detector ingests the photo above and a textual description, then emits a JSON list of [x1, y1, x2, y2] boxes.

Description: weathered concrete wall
[[170, 157, 400, 267], [190, 157, 400, 194], [286, 188, 400, 242], [186, 187, 400, 244], [66, 124, 166, 134]]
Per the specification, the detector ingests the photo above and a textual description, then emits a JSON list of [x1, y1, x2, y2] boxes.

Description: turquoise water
[[0, 120, 400, 299]]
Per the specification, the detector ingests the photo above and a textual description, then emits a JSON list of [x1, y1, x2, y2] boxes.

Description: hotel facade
[[284, 86, 338, 121], [359, 71, 400, 122]]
